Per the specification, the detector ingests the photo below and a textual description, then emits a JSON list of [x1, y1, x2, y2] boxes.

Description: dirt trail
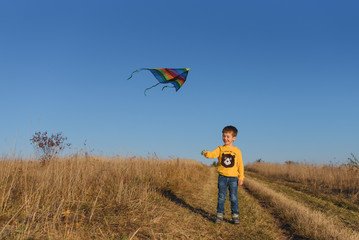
[[243, 174, 359, 240], [247, 172, 359, 233], [133, 168, 288, 239]]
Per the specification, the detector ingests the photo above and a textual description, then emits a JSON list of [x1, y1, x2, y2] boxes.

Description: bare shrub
[[30, 131, 71, 164]]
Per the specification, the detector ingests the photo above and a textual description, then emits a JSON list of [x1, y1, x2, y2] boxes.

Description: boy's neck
[[224, 143, 235, 147]]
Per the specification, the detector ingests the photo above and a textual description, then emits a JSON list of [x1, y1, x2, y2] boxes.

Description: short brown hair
[[222, 125, 238, 137]]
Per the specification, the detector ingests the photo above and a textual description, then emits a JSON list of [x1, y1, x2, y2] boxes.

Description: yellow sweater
[[206, 145, 244, 180]]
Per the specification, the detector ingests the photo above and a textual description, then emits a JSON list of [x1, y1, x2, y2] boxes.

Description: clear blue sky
[[1, 0, 358, 165]]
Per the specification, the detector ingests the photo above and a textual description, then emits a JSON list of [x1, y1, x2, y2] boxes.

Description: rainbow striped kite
[[127, 68, 190, 95]]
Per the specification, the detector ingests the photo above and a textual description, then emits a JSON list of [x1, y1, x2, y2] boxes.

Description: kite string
[[144, 82, 162, 96], [162, 85, 175, 91], [144, 82, 175, 95], [127, 68, 147, 80]]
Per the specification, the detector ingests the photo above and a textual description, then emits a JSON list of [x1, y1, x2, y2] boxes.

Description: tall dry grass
[[244, 178, 359, 240], [0, 156, 208, 239], [246, 162, 359, 201]]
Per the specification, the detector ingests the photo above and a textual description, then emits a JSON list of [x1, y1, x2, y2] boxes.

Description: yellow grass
[[3, 156, 358, 239], [0, 156, 208, 239], [244, 178, 359, 240], [246, 162, 359, 201]]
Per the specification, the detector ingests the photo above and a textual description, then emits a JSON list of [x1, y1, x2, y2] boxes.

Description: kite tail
[[144, 82, 161, 96], [162, 85, 175, 91], [127, 68, 147, 80]]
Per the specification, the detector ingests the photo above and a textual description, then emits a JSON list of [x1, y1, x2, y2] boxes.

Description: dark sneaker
[[232, 214, 240, 224], [216, 213, 224, 224]]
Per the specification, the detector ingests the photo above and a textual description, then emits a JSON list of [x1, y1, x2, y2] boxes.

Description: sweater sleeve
[[237, 150, 244, 180], [205, 147, 221, 159]]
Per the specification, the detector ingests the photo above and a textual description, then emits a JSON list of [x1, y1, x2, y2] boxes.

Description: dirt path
[[247, 172, 359, 233], [242, 175, 359, 240], [132, 168, 288, 239]]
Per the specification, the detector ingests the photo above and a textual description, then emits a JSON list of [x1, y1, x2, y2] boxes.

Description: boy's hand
[[238, 179, 243, 186], [201, 150, 208, 157]]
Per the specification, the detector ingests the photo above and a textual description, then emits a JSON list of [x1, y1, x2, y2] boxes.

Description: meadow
[[245, 161, 359, 202], [1, 157, 359, 239], [245, 162, 359, 240]]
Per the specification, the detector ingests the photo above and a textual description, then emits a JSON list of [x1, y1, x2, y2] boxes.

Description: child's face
[[222, 131, 236, 146]]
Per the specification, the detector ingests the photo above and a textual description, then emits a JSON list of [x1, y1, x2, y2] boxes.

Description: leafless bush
[[30, 131, 71, 164]]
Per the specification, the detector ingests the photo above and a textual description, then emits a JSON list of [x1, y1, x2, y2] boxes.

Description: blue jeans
[[217, 174, 239, 215]]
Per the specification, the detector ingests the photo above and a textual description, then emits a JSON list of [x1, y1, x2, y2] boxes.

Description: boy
[[202, 126, 244, 224]]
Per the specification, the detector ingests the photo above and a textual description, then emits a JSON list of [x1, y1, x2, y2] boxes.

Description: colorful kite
[[127, 68, 190, 95]]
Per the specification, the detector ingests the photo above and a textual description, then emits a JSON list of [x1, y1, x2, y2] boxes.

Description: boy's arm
[[238, 179, 243, 186], [237, 150, 244, 184], [203, 147, 220, 158]]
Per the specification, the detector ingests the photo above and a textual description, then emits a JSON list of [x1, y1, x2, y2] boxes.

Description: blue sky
[[1, 0, 358, 165]]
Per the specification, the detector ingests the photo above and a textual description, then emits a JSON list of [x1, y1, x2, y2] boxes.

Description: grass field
[[1, 157, 358, 239]]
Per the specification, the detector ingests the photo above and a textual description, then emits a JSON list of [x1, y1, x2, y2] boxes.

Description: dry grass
[[246, 162, 359, 202], [4, 156, 357, 239], [244, 178, 359, 240], [0, 156, 208, 239], [247, 171, 359, 233]]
